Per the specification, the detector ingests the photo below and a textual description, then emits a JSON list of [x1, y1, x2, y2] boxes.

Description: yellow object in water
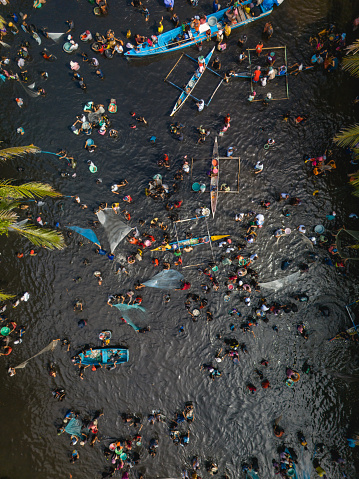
[[313, 190, 319, 196], [315, 466, 326, 477], [158, 21, 163, 34], [126, 29, 131, 38]]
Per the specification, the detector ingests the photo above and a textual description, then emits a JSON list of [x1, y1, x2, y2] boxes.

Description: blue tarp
[[261, 0, 279, 11], [67, 226, 101, 246], [65, 417, 83, 438]]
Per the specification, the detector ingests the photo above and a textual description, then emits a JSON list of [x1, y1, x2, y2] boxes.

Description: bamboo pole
[[207, 78, 224, 106], [164, 54, 183, 81], [247, 46, 286, 51], [284, 45, 289, 99], [174, 215, 206, 223], [165, 79, 201, 103]]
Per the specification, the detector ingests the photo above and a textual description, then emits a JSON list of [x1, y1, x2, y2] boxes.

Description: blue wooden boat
[[125, 0, 284, 58], [75, 348, 129, 366], [151, 234, 229, 251], [170, 47, 214, 116]]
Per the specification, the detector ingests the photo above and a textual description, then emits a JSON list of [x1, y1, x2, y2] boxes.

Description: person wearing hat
[[248, 91, 256, 102], [193, 16, 200, 34], [7, 22, 19, 34]]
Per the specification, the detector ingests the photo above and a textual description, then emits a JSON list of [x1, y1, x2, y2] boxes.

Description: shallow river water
[[0, 0, 359, 478]]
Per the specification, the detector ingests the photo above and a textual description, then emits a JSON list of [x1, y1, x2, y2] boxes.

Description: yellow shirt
[[224, 24, 231, 36]]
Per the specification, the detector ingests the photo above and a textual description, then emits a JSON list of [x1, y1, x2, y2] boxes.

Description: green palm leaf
[[333, 123, 359, 148], [0, 181, 62, 199], [342, 55, 359, 78], [8, 222, 65, 250], [0, 145, 41, 161], [0, 291, 15, 301]]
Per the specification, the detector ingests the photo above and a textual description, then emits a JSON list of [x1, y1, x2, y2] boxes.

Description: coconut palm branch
[[7, 222, 65, 250], [0, 145, 41, 161], [0, 181, 62, 200], [0, 291, 15, 301], [348, 170, 359, 197], [333, 124, 359, 149]]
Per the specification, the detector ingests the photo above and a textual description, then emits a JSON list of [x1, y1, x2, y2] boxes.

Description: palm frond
[[0, 145, 41, 161], [342, 55, 359, 78], [333, 123, 359, 148], [0, 16, 6, 30], [8, 223, 66, 250], [345, 40, 359, 56], [0, 291, 15, 301], [0, 210, 18, 221], [0, 181, 62, 200]]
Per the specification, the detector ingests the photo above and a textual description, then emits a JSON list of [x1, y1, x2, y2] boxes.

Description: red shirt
[[181, 282, 191, 290], [253, 70, 261, 82]]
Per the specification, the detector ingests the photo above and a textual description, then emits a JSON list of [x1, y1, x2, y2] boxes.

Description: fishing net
[[143, 269, 184, 289], [17, 77, 41, 98], [65, 417, 83, 438], [14, 339, 59, 369], [67, 225, 101, 246], [258, 271, 301, 291], [96, 208, 133, 253], [336, 229, 359, 260], [113, 303, 146, 331], [47, 32, 64, 41]]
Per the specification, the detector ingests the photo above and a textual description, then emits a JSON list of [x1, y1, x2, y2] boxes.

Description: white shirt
[[260, 77, 267, 87], [298, 225, 306, 233], [197, 100, 205, 112], [255, 161, 263, 171], [111, 185, 119, 192], [255, 214, 264, 225], [92, 58, 99, 66]]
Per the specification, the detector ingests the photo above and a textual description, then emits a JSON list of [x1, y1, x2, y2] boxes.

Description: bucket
[[208, 16, 217, 26], [192, 182, 200, 191], [0, 326, 10, 336], [193, 309, 200, 317], [314, 224, 325, 234], [284, 228, 291, 234]]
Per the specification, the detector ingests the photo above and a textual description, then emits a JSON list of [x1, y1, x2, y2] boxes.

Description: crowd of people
[[0, 0, 357, 478]]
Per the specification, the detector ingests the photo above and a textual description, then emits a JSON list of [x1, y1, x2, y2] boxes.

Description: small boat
[[74, 347, 129, 366], [125, 0, 284, 58], [210, 137, 219, 218], [32, 31, 41, 45], [170, 47, 214, 116], [328, 325, 358, 341], [151, 234, 229, 251]]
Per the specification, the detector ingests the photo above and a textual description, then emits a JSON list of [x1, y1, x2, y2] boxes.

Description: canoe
[[231, 70, 286, 78], [125, 0, 284, 58], [151, 234, 229, 251], [210, 137, 219, 218], [170, 47, 214, 116], [328, 325, 358, 341], [75, 347, 129, 366]]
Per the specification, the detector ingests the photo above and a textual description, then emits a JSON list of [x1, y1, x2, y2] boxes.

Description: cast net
[[67, 225, 101, 246], [96, 208, 133, 253], [14, 339, 59, 369], [113, 303, 146, 331], [143, 269, 184, 289]]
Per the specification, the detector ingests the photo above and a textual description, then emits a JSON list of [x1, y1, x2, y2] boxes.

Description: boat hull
[[125, 4, 275, 58], [211, 137, 219, 218], [151, 234, 229, 251], [75, 348, 129, 366], [170, 47, 214, 116]]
